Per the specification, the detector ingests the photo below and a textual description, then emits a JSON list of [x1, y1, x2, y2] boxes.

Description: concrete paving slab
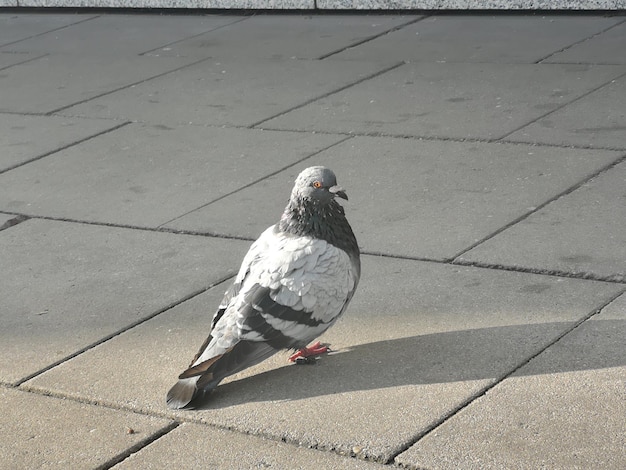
[[395, 293, 626, 469], [0, 53, 197, 115], [25, 256, 623, 462], [459, 160, 626, 282], [115, 422, 384, 469], [506, 73, 626, 149], [60, 58, 400, 127], [0, 218, 250, 385], [0, 388, 173, 470], [0, 114, 123, 173], [263, 62, 626, 140], [545, 20, 626, 65], [1, 14, 245, 56], [165, 137, 623, 260], [0, 13, 97, 46], [0, 123, 344, 227], [144, 14, 421, 60], [333, 15, 623, 63]]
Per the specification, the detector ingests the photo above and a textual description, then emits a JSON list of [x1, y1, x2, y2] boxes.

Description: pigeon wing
[[237, 225, 358, 346]]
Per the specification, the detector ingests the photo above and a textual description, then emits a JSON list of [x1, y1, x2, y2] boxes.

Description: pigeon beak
[[329, 185, 348, 200]]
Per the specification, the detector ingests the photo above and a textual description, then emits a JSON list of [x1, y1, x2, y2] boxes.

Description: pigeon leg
[[288, 341, 329, 362]]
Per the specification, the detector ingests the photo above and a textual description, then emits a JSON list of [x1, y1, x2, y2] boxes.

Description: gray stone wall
[[3, 1, 626, 9]]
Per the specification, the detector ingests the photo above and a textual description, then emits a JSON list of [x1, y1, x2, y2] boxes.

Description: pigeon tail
[[166, 341, 279, 409], [166, 376, 203, 410]]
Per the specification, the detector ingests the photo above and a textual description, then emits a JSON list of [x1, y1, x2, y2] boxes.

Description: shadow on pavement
[[195, 319, 625, 409]]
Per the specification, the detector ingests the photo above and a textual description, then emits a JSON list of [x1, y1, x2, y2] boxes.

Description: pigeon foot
[[289, 341, 329, 363]]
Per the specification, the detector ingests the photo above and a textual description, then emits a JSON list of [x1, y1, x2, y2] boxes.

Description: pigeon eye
[[312, 181, 323, 189]]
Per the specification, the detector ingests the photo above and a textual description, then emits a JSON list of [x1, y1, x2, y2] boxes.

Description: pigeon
[[166, 166, 360, 409]]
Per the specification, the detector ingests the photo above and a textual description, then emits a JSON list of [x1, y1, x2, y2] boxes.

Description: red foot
[[289, 341, 329, 362]]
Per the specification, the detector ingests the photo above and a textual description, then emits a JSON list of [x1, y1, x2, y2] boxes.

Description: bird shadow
[[195, 319, 625, 409]]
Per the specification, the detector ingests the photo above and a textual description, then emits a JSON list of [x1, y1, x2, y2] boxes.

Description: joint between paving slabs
[[498, 68, 626, 141], [0, 15, 100, 49], [388, 288, 626, 466], [12, 277, 234, 387], [15, 380, 397, 470], [449, 150, 626, 264], [317, 15, 428, 60], [0, 211, 260, 244], [535, 17, 626, 64], [94, 421, 180, 470], [156, 134, 355, 228], [2, 385, 185, 469], [251, 126, 626, 153], [0, 121, 132, 176], [249, 61, 406, 129], [362, 249, 626, 286], [452, 259, 626, 285], [0, 53, 50, 72], [138, 15, 252, 57], [45, 56, 214, 116]]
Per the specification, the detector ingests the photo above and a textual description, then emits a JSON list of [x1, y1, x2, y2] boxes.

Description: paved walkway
[[1, 11, 625, 470]]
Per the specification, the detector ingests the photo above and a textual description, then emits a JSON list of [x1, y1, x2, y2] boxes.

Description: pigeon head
[[279, 166, 358, 257], [290, 166, 348, 204]]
